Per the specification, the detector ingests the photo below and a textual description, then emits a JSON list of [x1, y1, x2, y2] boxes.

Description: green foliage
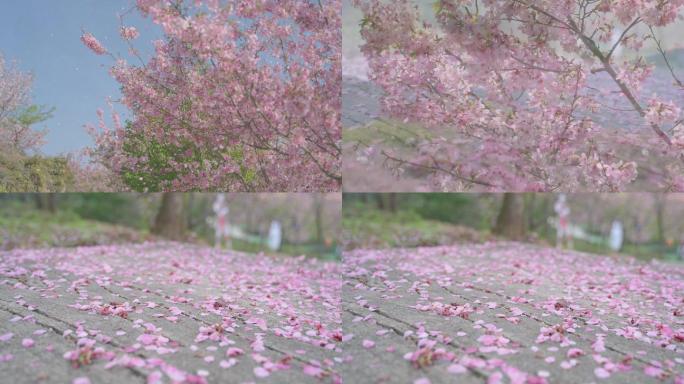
[[24, 157, 74, 192], [343, 193, 492, 230], [120, 129, 183, 192], [0, 152, 75, 192], [359, 16, 373, 29], [119, 123, 258, 191], [432, 0, 444, 15], [228, 238, 339, 261], [571, 238, 680, 262], [343, 119, 433, 147], [343, 207, 488, 250], [62, 194, 152, 229], [399, 193, 490, 229], [15, 104, 54, 127], [0, 200, 145, 250]]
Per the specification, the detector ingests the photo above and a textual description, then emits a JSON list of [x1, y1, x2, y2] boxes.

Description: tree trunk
[[34, 193, 57, 213], [313, 194, 324, 243], [375, 194, 385, 210], [152, 193, 186, 240], [654, 195, 666, 242], [186, 193, 195, 230], [34, 194, 45, 210], [387, 194, 397, 213], [494, 193, 527, 240]]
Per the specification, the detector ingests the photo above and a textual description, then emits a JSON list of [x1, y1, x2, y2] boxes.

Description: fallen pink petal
[[342, 225, 684, 382], [0, 240, 341, 382]]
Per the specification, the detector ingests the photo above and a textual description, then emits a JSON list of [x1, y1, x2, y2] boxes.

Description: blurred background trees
[[0, 52, 119, 192], [343, 193, 684, 261], [0, 193, 341, 259], [0, 53, 76, 192], [0, 54, 49, 155]]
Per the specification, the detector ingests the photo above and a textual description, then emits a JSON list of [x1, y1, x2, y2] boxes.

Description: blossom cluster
[[82, 0, 341, 191], [80, 33, 107, 55], [354, 0, 684, 191]]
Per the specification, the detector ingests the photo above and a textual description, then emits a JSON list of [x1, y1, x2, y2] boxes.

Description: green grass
[[343, 208, 489, 250], [564, 238, 681, 262], [0, 201, 147, 250], [343, 205, 682, 263], [229, 238, 340, 261], [0, 201, 338, 260], [343, 119, 434, 147]]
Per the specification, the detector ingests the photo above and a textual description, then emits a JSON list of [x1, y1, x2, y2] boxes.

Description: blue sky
[[0, 0, 162, 155]]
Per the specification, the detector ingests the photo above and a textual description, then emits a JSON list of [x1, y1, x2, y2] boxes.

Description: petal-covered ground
[[0, 242, 342, 384], [342, 243, 684, 383]]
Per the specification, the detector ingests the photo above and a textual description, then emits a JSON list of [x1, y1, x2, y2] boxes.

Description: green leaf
[[432, 0, 443, 15]]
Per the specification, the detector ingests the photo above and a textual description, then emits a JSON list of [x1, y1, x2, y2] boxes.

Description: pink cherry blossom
[[447, 364, 467, 374], [253, 366, 270, 378], [592, 335, 606, 353], [84, 0, 341, 191], [80, 32, 107, 55], [302, 364, 325, 378], [566, 348, 584, 358], [219, 359, 236, 369], [0, 55, 48, 153], [1, 242, 342, 382], [344, 242, 684, 382], [644, 365, 665, 378], [226, 347, 244, 357], [594, 367, 611, 379], [119, 26, 139, 40], [147, 371, 162, 384], [352, 0, 684, 191]]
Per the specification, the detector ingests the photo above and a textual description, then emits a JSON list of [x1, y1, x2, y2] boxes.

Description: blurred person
[[211, 194, 231, 249], [267, 220, 282, 251], [609, 220, 624, 252], [554, 194, 572, 249]]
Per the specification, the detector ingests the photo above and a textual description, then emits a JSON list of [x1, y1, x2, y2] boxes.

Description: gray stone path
[[3, 241, 684, 383], [342, 243, 684, 383], [0, 243, 342, 384]]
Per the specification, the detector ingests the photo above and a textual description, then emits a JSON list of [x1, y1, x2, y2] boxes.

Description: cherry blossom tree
[[0, 54, 50, 154], [83, 0, 341, 192], [353, 0, 684, 191]]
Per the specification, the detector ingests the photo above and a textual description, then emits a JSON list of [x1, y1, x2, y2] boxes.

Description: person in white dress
[[267, 220, 282, 251], [609, 220, 623, 252], [212, 194, 231, 249], [554, 194, 572, 249]]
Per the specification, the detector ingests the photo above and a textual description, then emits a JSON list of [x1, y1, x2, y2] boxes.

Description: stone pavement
[[342, 242, 684, 383], [0, 242, 342, 383], [3, 241, 684, 383]]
